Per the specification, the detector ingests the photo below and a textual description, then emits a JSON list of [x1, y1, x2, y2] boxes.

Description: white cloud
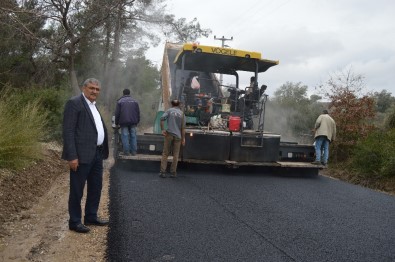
[[147, 0, 395, 96]]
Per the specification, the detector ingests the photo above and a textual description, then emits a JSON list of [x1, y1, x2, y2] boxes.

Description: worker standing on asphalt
[[159, 99, 186, 178]]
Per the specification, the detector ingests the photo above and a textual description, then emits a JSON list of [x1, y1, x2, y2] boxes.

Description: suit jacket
[[62, 94, 109, 163]]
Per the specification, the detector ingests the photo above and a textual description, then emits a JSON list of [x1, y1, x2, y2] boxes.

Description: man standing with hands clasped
[[159, 99, 186, 178], [62, 78, 109, 233], [312, 109, 336, 167]]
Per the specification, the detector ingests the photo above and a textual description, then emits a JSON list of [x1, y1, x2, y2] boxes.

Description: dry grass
[[321, 167, 395, 196], [0, 92, 47, 170]]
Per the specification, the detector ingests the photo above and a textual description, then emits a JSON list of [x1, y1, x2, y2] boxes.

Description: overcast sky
[[146, 0, 395, 97]]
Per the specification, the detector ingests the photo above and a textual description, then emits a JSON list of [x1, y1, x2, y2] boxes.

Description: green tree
[[385, 107, 395, 129], [273, 81, 309, 105], [0, 0, 57, 89], [352, 129, 395, 177], [2, 0, 211, 95], [162, 16, 212, 42], [373, 89, 395, 113]]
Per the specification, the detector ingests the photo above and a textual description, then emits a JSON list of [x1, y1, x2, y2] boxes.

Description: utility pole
[[214, 35, 233, 86]]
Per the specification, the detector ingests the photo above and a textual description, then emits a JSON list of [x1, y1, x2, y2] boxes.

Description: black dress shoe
[[84, 218, 109, 226], [69, 223, 90, 233]]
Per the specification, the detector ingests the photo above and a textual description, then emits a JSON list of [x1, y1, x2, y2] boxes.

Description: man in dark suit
[[62, 78, 109, 233]]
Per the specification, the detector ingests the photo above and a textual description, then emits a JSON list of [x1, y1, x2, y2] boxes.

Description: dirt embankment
[[0, 142, 111, 262]]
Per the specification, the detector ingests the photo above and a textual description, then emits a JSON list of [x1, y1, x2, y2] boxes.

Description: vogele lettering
[[210, 47, 237, 56]]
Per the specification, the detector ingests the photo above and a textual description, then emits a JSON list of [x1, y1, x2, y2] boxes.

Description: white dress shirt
[[83, 94, 105, 146]]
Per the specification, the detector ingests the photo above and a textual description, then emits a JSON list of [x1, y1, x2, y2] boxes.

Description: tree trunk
[[70, 70, 79, 95], [102, 19, 113, 106], [69, 53, 80, 95], [104, 3, 123, 106], [102, 19, 111, 77]]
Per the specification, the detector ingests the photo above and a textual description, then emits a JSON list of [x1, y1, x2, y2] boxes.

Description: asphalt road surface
[[107, 162, 395, 262]]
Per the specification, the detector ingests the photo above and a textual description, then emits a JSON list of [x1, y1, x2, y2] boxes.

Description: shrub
[[351, 129, 395, 177], [0, 88, 48, 169], [5, 86, 69, 140], [385, 107, 395, 129]]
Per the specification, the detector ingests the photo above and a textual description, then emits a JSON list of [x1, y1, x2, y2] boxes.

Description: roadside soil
[[0, 143, 394, 262], [0, 142, 112, 262]]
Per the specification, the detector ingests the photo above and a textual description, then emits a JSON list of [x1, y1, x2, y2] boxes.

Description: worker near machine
[[246, 76, 256, 95], [114, 88, 140, 156], [62, 78, 109, 233], [184, 72, 200, 106], [312, 109, 336, 166], [243, 76, 256, 108], [159, 99, 186, 178]]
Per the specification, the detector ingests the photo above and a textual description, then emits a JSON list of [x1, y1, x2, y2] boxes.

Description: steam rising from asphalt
[[264, 100, 313, 144]]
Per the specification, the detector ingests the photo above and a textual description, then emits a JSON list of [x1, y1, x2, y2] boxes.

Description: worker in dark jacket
[[115, 89, 140, 156]]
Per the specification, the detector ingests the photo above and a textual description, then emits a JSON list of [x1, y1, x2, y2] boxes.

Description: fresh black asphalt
[[107, 162, 395, 262]]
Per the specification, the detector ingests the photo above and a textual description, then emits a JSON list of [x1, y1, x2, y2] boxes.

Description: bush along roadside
[[0, 86, 65, 170], [351, 128, 395, 178]]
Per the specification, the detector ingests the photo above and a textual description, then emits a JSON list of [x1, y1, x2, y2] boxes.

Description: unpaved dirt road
[[0, 143, 110, 262]]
